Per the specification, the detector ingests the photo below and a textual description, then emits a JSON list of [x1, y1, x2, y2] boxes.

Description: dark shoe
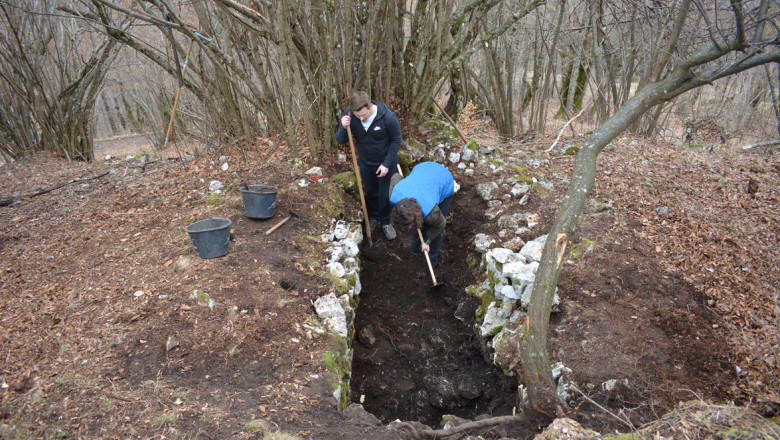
[[382, 224, 396, 240], [369, 218, 380, 231]]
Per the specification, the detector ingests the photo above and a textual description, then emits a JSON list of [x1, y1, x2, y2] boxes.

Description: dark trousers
[[411, 195, 453, 266], [358, 161, 396, 225]]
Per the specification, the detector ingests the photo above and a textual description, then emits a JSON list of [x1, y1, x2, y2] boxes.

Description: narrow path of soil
[[350, 184, 537, 434]]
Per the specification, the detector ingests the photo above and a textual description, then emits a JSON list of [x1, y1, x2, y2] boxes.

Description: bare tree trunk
[[642, 0, 692, 137], [765, 64, 780, 136], [0, 1, 128, 161], [618, 11, 637, 108]]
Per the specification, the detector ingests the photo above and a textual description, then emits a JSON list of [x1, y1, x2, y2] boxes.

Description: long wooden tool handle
[[397, 164, 403, 176], [265, 216, 291, 235], [347, 124, 373, 245], [164, 39, 195, 150], [417, 228, 438, 284]]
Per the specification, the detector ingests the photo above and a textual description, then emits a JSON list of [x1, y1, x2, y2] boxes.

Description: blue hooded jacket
[[389, 162, 454, 216]]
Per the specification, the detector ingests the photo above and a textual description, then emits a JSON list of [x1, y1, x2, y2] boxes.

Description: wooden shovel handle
[[348, 124, 373, 245], [265, 216, 291, 235], [417, 228, 438, 285]]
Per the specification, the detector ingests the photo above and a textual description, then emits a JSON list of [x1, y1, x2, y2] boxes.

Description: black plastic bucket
[[185, 217, 232, 259], [240, 184, 277, 219]]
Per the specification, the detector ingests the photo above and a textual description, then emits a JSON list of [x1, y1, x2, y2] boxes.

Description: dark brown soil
[[351, 184, 522, 427]]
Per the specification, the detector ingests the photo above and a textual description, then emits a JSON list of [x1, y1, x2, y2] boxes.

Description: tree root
[[392, 414, 530, 439], [2, 170, 110, 204]]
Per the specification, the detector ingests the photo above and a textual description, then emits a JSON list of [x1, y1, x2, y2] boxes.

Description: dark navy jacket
[[336, 101, 402, 168]]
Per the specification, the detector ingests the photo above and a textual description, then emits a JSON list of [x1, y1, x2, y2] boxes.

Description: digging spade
[[265, 211, 301, 235]]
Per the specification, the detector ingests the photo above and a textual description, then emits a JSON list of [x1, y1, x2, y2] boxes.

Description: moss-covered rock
[[430, 131, 460, 147], [563, 144, 580, 156], [475, 290, 497, 323], [322, 334, 353, 410], [492, 321, 524, 374], [421, 119, 453, 133], [569, 239, 595, 260], [601, 400, 780, 439], [406, 139, 427, 160], [397, 151, 413, 175], [420, 119, 460, 147], [204, 192, 225, 206], [332, 171, 358, 201], [315, 182, 348, 221]]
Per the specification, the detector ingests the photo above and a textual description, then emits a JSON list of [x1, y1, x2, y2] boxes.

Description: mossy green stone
[[569, 239, 595, 260], [563, 145, 580, 156], [204, 192, 225, 206], [406, 139, 427, 157]]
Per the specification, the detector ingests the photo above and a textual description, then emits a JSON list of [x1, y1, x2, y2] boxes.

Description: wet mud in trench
[[350, 185, 519, 427]]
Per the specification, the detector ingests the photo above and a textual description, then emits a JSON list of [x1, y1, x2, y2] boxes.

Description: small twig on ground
[[741, 139, 780, 150], [569, 384, 635, 430], [22, 170, 110, 200], [545, 102, 591, 153], [376, 323, 402, 355], [105, 393, 140, 403]]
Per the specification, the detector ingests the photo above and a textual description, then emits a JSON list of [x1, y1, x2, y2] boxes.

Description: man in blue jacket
[[336, 91, 402, 240], [389, 162, 455, 267]]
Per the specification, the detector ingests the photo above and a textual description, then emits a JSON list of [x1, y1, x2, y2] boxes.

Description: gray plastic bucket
[[185, 217, 232, 259], [240, 184, 277, 219]]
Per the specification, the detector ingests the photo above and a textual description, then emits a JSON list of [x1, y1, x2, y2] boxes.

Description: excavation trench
[[349, 184, 519, 427]]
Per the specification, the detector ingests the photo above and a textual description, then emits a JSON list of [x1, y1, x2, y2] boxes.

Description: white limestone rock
[[209, 180, 224, 193], [333, 221, 349, 240], [486, 248, 526, 266], [476, 182, 499, 201], [510, 183, 531, 197], [461, 147, 475, 162], [499, 285, 517, 302], [484, 200, 505, 220], [326, 261, 345, 278], [502, 260, 538, 285], [346, 224, 363, 245], [480, 303, 506, 338], [497, 213, 529, 230], [520, 235, 547, 262], [314, 293, 348, 338], [340, 238, 359, 258], [326, 246, 343, 263], [474, 233, 496, 253], [342, 257, 359, 275]]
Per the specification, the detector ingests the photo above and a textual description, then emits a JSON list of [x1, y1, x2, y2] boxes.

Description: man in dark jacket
[[336, 91, 402, 240], [389, 162, 455, 267]]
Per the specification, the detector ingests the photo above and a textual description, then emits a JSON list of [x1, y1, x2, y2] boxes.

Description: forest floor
[[0, 113, 778, 439]]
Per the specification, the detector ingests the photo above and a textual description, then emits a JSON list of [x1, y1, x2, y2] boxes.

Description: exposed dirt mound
[[351, 184, 521, 427]]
